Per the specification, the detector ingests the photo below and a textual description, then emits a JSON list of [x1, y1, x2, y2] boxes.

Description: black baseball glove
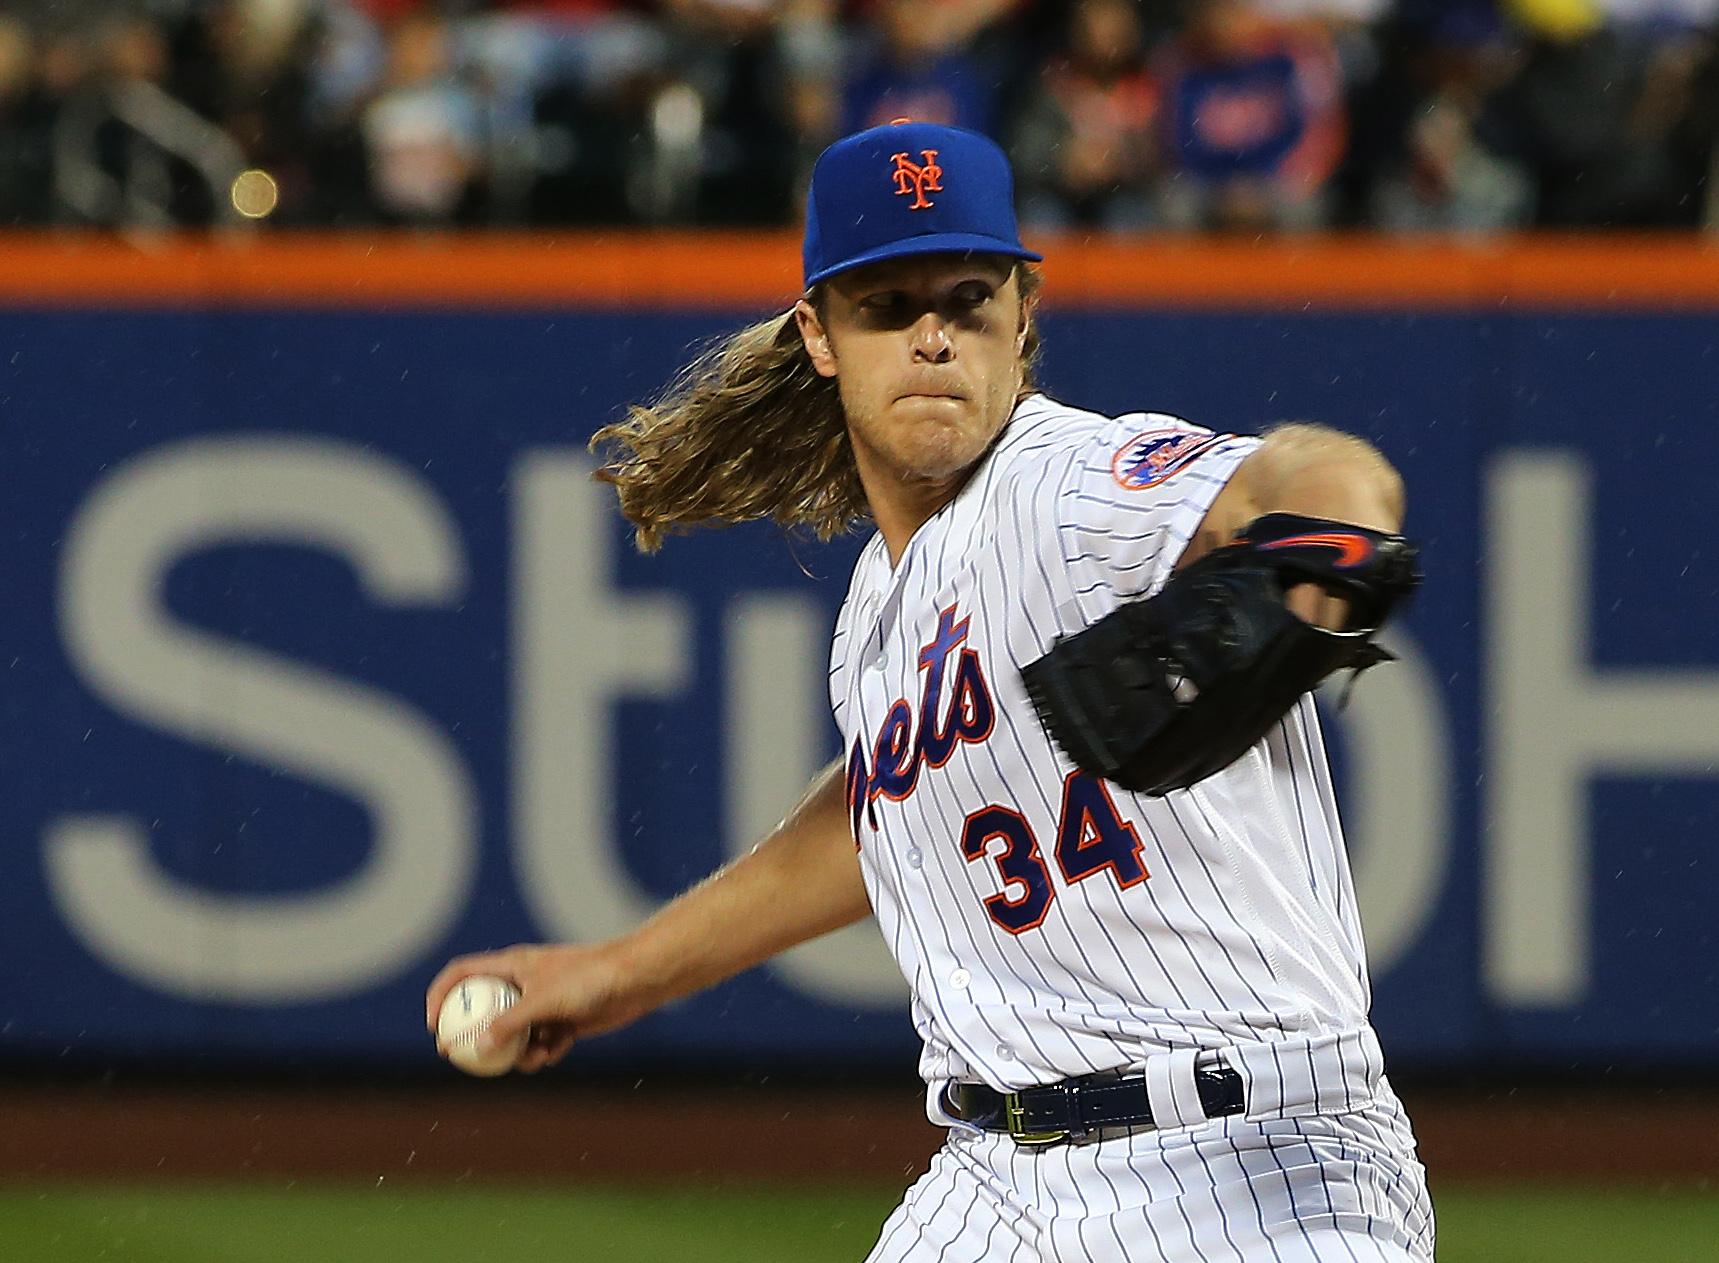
[[1020, 513, 1421, 796]]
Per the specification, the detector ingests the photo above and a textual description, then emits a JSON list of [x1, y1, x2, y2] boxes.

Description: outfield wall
[[3, 235, 1716, 1073]]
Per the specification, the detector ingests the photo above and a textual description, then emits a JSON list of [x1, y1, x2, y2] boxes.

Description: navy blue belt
[[945, 1067, 1246, 1146]]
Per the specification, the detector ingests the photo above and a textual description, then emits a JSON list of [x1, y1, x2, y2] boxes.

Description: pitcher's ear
[[796, 299, 838, 378]]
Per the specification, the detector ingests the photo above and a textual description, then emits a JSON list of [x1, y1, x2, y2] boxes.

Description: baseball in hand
[[436, 974, 526, 1077]]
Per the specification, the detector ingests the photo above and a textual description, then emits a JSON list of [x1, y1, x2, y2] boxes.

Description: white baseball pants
[[864, 1087, 1434, 1262]]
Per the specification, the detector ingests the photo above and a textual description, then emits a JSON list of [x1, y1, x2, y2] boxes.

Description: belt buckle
[[1003, 1091, 1069, 1147]]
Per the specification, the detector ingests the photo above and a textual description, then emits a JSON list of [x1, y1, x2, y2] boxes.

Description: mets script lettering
[[891, 149, 944, 210], [847, 604, 994, 834]]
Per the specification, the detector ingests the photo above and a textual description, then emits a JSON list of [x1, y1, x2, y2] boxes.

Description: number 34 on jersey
[[844, 604, 1150, 937]]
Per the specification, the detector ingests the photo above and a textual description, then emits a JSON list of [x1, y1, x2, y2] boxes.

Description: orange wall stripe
[[1043, 236, 1719, 309], [0, 234, 801, 310], [1, 233, 1715, 309]]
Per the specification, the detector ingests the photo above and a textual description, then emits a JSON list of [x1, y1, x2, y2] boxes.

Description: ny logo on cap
[[891, 150, 943, 210]]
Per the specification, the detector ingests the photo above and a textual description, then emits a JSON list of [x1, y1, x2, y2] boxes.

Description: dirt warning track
[[2, 1079, 1713, 1187]]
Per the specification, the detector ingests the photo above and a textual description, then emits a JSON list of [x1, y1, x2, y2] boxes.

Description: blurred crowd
[[0, 0, 1715, 233]]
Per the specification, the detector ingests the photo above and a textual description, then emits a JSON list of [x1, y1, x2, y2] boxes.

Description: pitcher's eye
[[952, 282, 994, 308]]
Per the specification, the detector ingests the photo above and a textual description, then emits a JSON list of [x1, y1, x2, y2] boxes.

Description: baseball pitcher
[[428, 120, 1433, 1262]]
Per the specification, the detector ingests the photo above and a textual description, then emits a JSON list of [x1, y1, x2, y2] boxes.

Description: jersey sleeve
[[1057, 413, 1262, 603], [828, 589, 859, 735], [827, 533, 886, 736], [828, 611, 851, 732]]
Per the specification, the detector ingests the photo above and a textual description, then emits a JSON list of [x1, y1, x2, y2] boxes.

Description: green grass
[[1, 1182, 1714, 1261], [1433, 1187, 1719, 1263]]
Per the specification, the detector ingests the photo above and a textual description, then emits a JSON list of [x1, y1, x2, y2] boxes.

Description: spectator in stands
[[461, 0, 671, 223], [1367, 3, 1535, 231], [168, 0, 322, 224], [1667, 18, 1718, 226], [652, 0, 809, 224], [291, 2, 385, 224], [361, 12, 485, 223], [778, 0, 846, 192], [1010, 0, 1163, 230], [1604, 0, 1719, 226], [1156, 0, 1347, 231], [841, 0, 1012, 135], [0, 18, 56, 225], [0, 0, 1712, 233], [1485, 0, 1692, 225]]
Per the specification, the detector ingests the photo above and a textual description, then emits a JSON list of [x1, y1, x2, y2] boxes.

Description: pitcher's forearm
[[610, 758, 870, 1010]]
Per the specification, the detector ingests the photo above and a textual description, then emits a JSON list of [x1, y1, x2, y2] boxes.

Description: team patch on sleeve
[[1110, 429, 1228, 491]]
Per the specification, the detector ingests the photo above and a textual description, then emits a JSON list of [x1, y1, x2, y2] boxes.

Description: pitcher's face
[[796, 255, 1030, 489]]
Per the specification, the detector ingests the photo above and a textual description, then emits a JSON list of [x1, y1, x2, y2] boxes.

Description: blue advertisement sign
[[3, 297, 1715, 1073]]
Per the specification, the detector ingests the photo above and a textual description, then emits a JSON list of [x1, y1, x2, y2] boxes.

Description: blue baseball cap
[[802, 120, 1042, 289]]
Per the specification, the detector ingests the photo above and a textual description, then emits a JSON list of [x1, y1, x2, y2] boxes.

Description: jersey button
[[905, 847, 923, 869], [949, 967, 971, 990], [995, 1044, 1015, 1061]]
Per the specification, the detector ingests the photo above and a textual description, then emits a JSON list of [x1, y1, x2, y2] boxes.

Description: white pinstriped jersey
[[829, 393, 1376, 1100]]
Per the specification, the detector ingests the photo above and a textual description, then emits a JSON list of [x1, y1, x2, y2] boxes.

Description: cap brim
[[806, 233, 1043, 288]]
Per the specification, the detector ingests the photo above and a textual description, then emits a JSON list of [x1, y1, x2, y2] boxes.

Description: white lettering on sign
[[510, 452, 692, 941], [723, 592, 907, 1006], [1486, 451, 1719, 1005], [65, 439, 1684, 1023], [1321, 629, 1451, 980], [47, 437, 477, 1002]]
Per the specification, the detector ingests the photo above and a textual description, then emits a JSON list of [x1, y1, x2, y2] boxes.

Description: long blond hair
[[590, 262, 1042, 553]]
